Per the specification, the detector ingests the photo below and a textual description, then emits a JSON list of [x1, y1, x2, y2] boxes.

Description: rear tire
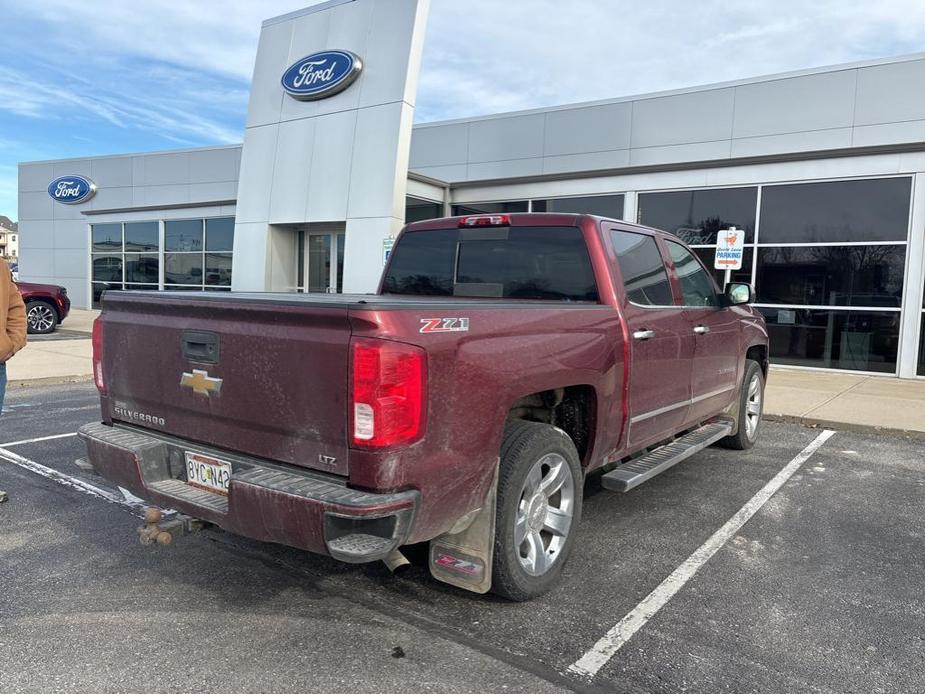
[[26, 300, 58, 334], [491, 420, 582, 602], [720, 359, 764, 450]]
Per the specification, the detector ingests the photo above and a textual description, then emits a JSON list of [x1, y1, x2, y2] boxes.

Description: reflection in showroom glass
[[205, 253, 233, 286], [405, 198, 443, 223], [756, 246, 905, 307], [165, 219, 205, 252], [124, 222, 158, 252], [758, 307, 899, 373], [638, 187, 756, 245], [165, 253, 204, 285], [91, 223, 122, 251], [759, 177, 911, 244], [532, 194, 625, 219], [452, 200, 529, 215], [124, 254, 159, 284]]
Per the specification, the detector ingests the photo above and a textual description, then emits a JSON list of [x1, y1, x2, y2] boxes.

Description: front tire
[[491, 420, 582, 601], [26, 301, 59, 334], [720, 359, 764, 450]]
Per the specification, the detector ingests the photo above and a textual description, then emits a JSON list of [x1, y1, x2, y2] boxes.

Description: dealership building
[[16, 0, 925, 379]]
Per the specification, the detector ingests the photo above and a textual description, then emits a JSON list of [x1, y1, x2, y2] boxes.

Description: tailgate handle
[[182, 330, 220, 364]]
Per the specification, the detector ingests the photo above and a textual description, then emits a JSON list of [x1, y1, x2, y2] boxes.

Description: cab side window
[[611, 230, 673, 306], [667, 241, 719, 307]]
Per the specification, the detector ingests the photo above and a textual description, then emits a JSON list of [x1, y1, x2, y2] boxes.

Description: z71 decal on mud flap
[[419, 317, 470, 334]]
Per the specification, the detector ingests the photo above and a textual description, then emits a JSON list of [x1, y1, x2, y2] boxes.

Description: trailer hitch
[[138, 507, 205, 546]]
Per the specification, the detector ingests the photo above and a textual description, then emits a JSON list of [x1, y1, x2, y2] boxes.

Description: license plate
[[184, 452, 232, 496]]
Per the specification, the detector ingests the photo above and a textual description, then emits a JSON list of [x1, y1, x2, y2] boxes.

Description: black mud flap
[[428, 465, 498, 594]]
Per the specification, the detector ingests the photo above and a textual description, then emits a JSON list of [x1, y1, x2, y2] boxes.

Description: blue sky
[[2, 0, 925, 219]]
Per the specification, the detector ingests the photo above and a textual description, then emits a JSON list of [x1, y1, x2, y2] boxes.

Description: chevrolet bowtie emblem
[[180, 369, 223, 397]]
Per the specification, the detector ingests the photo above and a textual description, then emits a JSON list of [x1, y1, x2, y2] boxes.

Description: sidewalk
[[57, 307, 98, 335], [765, 367, 925, 436], [5, 308, 96, 385]]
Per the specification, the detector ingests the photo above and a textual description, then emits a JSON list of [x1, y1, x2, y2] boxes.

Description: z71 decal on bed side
[[419, 318, 470, 334]]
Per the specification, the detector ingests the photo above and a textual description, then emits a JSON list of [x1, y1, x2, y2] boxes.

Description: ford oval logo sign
[[281, 50, 363, 101], [47, 175, 97, 205]]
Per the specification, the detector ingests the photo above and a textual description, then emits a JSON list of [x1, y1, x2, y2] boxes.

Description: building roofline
[[415, 51, 925, 129], [18, 143, 242, 167]]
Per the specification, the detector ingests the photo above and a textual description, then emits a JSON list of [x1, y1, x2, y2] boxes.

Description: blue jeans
[[0, 362, 6, 414]]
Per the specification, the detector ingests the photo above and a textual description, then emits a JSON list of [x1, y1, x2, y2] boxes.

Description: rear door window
[[610, 230, 674, 306], [382, 226, 599, 301]]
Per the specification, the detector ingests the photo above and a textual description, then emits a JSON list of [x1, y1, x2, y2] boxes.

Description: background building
[[15, 4, 925, 380], [0, 215, 18, 260]]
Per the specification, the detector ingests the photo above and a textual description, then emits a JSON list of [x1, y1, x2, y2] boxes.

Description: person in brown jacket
[[1, 258, 28, 414]]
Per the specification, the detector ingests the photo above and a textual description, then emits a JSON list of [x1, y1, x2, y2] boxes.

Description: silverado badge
[[180, 369, 223, 397]]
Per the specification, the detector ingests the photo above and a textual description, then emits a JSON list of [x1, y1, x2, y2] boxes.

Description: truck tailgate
[[101, 292, 352, 476]]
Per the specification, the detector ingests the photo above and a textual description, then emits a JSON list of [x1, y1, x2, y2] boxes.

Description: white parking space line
[[0, 445, 147, 516], [0, 432, 78, 448], [569, 429, 837, 679]]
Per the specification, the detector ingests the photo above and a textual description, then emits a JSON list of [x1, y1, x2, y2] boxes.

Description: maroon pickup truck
[[80, 213, 768, 600], [18, 281, 71, 334]]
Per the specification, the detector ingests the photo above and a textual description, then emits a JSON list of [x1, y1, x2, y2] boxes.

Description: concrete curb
[[764, 413, 925, 441], [7, 375, 94, 389]]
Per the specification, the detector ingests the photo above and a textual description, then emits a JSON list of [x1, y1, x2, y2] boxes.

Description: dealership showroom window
[[91, 217, 235, 307]]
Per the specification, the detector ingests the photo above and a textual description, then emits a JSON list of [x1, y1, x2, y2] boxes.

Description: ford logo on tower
[[47, 175, 97, 205], [281, 50, 363, 101]]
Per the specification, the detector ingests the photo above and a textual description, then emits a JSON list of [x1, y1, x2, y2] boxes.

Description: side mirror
[[725, 282, 754, 306]]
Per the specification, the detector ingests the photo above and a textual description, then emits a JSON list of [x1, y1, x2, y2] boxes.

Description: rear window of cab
[[382, 226, 599, 302]]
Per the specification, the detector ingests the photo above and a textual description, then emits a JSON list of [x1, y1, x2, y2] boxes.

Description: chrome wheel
[[745, 373, 763, 439], [515, 452, 575, 577], [28, 304, 56, 332]]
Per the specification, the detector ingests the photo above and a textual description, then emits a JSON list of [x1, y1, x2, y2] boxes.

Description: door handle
[[693, 325, 710, 335], [633, 329, 655, 341]]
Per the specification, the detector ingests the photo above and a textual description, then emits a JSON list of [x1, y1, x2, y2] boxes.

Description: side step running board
[[601, 419, 734, 492]]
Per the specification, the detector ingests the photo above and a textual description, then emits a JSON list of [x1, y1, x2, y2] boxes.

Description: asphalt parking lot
[[1, 383, 923, 693]]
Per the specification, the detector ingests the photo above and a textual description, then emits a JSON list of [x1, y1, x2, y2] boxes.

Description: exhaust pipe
[[383, 549, 411, 574]]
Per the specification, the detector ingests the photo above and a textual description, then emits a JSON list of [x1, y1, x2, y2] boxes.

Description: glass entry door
[[298, 231, 344, 293]]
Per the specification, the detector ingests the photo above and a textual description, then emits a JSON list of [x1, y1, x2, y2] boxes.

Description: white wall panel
[[188, 147, 241, 183], [855, 59, 925, 126], [90, 156, 134, 187], [732, 71, 857, 138], [52, 220, 90, 250], [269, 119, 316, 224], [410, 123, 468, 168], [544, 102, 631, 156], [54, 248, 89, 279], [468, 114, 545, 163], [631, 89, 734, 148], [139, 153, 190, 186], [246, 21, 292, 128], [18, 162, 55, 192], [305, 110, 356, 221]]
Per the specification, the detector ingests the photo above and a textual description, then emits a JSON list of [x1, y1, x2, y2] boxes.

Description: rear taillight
[[92, 317, 106, 394], [350, 338, 426, 448]]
